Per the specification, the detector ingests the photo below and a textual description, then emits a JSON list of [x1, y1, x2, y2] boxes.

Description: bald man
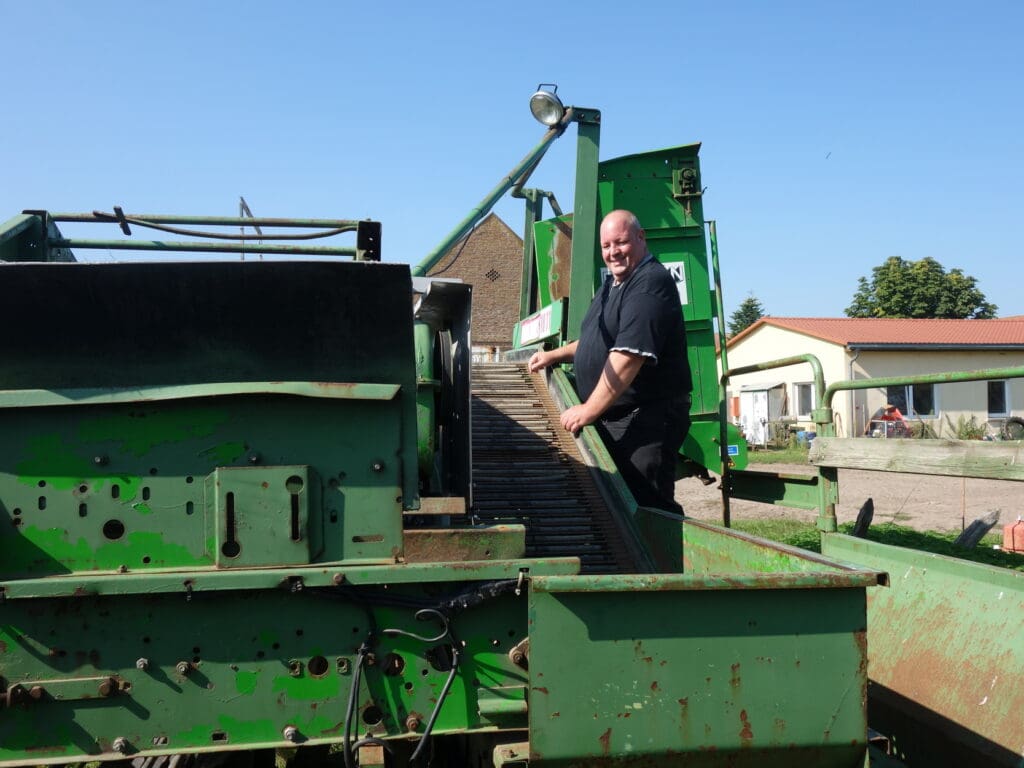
[[529, 210, 692, 514]]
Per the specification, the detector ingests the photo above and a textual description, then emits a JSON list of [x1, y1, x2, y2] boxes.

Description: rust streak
[[739, 709, 754, 743], [598, 727, 612, 756]]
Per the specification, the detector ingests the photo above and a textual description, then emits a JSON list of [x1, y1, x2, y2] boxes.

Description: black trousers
[[596, 397, 691, 515]]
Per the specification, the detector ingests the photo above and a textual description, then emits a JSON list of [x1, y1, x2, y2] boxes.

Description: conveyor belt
[[470, 362, 636, 574]]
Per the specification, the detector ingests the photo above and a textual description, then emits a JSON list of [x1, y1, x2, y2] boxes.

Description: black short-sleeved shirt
[[575, 256, 692, 412]]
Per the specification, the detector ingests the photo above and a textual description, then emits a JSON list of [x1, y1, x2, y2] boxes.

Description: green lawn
[[718, 518, 1024, 572], [745, 444, 810, 464]]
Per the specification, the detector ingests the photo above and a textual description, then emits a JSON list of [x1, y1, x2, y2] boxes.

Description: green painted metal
[[0, 382, 401, 409], [822, 534, 1024, 767], [0, 212, 74, 262], [685, 420, 748, 476], [528, 521, 872, 767], [724, 468, 826, 511], [565, 110, 602, 341], [47, 238, 360, 257], [0, 557, 580, 600], [511, 300, 565, 349], [0, 586, 532, 763]]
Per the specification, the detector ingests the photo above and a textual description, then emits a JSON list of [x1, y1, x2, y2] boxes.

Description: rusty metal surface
[[823, 533, 1024, 766], [548, 218, 573, 301], [470, 363, 635, 573], [402, 524, 525, 562]]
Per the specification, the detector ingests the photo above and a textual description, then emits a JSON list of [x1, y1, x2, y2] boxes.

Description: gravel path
[[675, 462, 1021, 533]]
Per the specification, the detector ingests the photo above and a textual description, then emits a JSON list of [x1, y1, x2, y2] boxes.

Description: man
[[528, 209, 692, 514]]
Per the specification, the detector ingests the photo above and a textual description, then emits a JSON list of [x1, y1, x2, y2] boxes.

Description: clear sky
[[3, 1, 1021, 320]]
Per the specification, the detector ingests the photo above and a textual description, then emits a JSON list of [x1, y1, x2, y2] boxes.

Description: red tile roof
[[728, 317, 1024, 348]]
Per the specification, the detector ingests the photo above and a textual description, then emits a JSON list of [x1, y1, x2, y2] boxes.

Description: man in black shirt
[[528, 210, 692, 514]]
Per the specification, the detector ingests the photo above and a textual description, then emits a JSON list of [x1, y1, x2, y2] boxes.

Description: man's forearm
[[587, 351, 644, 413]]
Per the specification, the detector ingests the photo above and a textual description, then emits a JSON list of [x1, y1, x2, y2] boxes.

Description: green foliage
[[845, 256, 997, 319], [728, 293, 765, 337], [908, 419, 938, 439], [943, 414, 988, 440]]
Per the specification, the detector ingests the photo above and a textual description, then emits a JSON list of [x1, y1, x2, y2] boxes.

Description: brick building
[[427, 213, 524, 360]]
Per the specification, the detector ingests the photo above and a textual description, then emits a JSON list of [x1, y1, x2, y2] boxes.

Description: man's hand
[[527, 349, 552, 373], [527, 341, 578, 373], [560, 403, 597, 434]]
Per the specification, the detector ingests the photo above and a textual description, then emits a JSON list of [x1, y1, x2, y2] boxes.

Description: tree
[[728, 293, 765, 337], [845, 256, 997, 319]]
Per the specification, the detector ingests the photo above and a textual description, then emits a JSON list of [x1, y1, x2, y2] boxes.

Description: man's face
[[600, 213, 646, 283]]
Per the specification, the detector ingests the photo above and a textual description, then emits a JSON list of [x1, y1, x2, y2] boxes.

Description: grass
[[721, 518, 1024, 572], [745, 444, 810, 464]]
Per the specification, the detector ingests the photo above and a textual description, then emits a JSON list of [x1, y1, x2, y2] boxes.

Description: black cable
[[90, 210, 354, 241], [342, 641, 370, 768]]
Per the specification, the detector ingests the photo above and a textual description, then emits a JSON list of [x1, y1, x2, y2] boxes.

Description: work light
[[529, 85, 565, 127]]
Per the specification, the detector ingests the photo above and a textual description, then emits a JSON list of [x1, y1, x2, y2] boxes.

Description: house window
[[988, 380, 1008, 416], [886, 384, 936, 418], [794, 382, 814, 418]]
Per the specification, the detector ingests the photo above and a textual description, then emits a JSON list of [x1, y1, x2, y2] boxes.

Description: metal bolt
[[371, 461, 385, 473], [405, 715, 421, 732], [176, 661, 192, 676], [93, 455, 108, 466], [28, 686, 44, 700], [136, 658, 149, 671], [332, 573, 345, 586], [247, 453, 261, 465], [112, 737, 129, 754], [282, 726, 299, 742]]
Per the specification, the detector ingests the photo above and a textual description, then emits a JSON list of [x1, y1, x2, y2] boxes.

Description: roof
[[728, 317, 1024, 349]]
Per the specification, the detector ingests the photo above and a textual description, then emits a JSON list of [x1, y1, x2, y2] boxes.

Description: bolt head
[[112, 737, 129, 754], [136, 658, 149, 670], [176, 661, 191, 675], [282, 725, 299, 742], [405, 715, 421, 731]]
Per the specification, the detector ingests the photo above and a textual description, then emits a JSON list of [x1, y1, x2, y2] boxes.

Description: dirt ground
[[675, 462, 1020, 533]]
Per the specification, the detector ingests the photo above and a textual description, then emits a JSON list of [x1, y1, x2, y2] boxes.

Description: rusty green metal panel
[[528, 577, 869, 766], [0, 586, 531, 763], [822, 533, 1024, 767], [0, 394, 405, 577]]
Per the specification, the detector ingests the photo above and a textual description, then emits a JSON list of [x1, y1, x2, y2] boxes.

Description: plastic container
[[1003, 519, 1024, 554]]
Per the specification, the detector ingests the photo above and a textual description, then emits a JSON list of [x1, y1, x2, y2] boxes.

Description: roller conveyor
[[470, 362, 636, 574]]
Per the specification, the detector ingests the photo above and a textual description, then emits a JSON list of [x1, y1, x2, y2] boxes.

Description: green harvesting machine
[[0, 90, 885, 767]]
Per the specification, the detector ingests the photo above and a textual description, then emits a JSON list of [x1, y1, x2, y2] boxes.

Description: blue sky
[[3, 1, 1021, 320]]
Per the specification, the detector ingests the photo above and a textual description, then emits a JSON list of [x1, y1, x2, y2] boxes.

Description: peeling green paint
[[16, 435, 94, 489], [7, 526, 209, 574], [272, 673, 342, 701], [235, 670, 259, 696], [76, 407, 227, 457], [198, 441, 246, 465]]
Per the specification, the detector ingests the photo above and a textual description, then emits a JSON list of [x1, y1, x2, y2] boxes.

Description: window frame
[[988, 380, 1009, 418], [793, 381, 814, 419], [885, 383, 938, 419]]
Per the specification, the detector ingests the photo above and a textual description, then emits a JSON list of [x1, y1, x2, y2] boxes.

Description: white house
[[723, 317, 1024, 439]]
